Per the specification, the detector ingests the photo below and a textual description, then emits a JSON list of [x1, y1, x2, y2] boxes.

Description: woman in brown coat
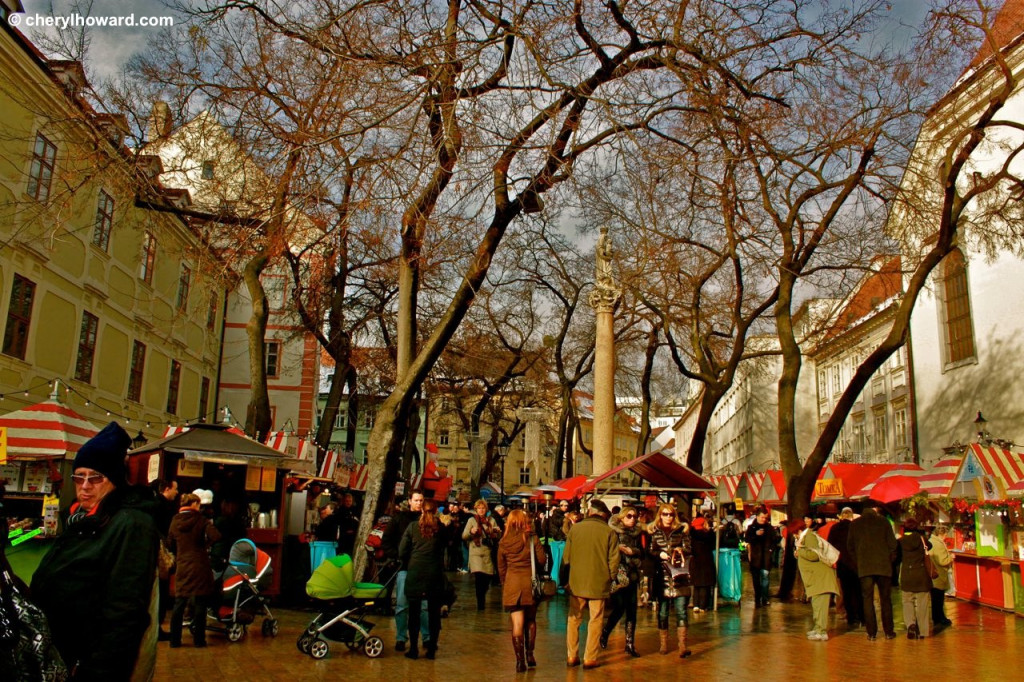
[[168, 492, 221, 647], [498, 509, 546, 673]]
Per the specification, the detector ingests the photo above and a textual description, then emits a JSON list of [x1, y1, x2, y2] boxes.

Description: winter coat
[[745, 520, 777, 570], [498, 531, 546, 607], [210, 513, 247, 572], [31, 485, 160, 682], [898, 531, 933, 593], [462, 514, 500, 574], [609, 515, 645, 583], [545, 509, 567, 542], [828, 519, 856, 572], [383, 510, 420, 568], [847, 509, 897, 578], [399, 520, 448, 599], [689, 527, 718, 588], [928, 536, 953, 592], [795, 530, 840, 597], [167, 508, 221, 597], [562, 515, 619, 599], [647, 521, 692, 599]]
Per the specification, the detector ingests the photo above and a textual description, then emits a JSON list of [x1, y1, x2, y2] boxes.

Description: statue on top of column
[[596, 226, 616, 290]]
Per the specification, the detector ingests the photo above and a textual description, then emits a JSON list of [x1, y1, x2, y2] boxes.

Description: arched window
[[942, 249, 976, 364]]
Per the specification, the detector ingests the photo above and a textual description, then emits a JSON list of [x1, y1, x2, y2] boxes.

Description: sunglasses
[[624, 514, 637, 519], [71, 473, 107, 486], [660, 512, 675, 517]]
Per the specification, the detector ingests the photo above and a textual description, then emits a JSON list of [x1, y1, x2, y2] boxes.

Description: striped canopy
[[854, 458, 961, 499], [0, 397, 98, 460]]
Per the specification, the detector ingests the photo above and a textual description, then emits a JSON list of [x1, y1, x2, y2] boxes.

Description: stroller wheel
[[363, 636, 384, 658], [227, 622, 245, 642], [297, 634, 314, 654], [262, 619, 279, 637], [309, 639, 329, 659]]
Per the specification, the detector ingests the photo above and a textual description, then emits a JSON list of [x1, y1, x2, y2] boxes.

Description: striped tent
[[854, 458, 961, 499], [712, 474, 742, 500], [736, 471, 766, 502], [754, 470, 787, 504], [0, 395, 98, 460], [964, 443, 1024, 489]]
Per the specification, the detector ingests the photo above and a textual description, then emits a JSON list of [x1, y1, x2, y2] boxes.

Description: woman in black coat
[[168, 493, 221, 647], [399, 499, 448, 660], [688, 516, 717, 612]]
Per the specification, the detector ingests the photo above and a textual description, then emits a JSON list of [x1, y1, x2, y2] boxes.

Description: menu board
[[21, 462, 51, 494], [975, 510, 1006, 557]]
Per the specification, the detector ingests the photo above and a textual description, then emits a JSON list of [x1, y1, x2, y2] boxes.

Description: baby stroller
[[202, 538, 278, 642], [297, 554, 390, 659]]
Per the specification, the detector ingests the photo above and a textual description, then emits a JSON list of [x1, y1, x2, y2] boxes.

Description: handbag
[[663, 553, 690, 586], [922, 538, 938, 580], [0, 566, 69, 681], [609, 563, 630, 594], [158, 539, 176, 580], [530, 541, 557, 601]]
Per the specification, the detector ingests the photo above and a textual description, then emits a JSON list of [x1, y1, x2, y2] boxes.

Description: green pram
[[297, 554, 388, 659]]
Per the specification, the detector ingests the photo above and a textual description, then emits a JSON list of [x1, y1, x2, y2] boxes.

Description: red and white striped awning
[[710, 474, 742, 499], [854, 458, 961, 499], [0, 397, 98, 460], [741, 471, 766, 502], [754, 470, 787, 503], [965, 443, 1024, 489]]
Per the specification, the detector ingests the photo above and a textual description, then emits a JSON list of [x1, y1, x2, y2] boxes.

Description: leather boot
[[512, 635, 527, 673], [677, 626, 691, 658], [599, 628, 610, 649], [405, 634, 419, 660], [658, 629, 670, 655], [525, 621, 537, 667], [624, 622, 639, 657]]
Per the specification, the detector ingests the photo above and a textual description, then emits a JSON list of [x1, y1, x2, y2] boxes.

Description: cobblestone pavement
[[155, 571, 1022, 681]]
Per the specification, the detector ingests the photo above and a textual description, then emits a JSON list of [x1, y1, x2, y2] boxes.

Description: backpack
[[720, 521, 740, 549]]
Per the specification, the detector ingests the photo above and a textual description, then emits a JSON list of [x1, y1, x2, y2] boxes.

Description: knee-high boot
[[512, 635, 527, 673], [658, 630, 669, 655], [525, 621, 537, 667], [624, 622, 639, 657], [677, 626, 691, 658]]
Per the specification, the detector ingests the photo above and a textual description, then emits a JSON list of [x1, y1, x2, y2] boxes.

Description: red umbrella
[[868, 475, 922, 504]]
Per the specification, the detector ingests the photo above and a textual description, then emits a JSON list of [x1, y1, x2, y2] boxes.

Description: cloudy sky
[[19, 0, 938, 83]]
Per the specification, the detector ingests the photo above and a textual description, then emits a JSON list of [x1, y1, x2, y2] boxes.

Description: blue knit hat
[[73, 421, 131, 485]]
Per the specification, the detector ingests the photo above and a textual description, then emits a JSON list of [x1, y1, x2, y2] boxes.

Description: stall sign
[[976, 509, 1006, 557], [0, 426, 7, 464], [734, 498, 743, 509], [246, 465, 263, 491], [177, 460, 204, 478], [43, 494, 60, 536], [146, 453, 161, 483], [22, 462, 50, 494], [0, 462, 21, 489], [973, 475, 1005, 501], [395, 481, 406, 496], [260, 466, 276, 492], [814, 479, 844, 498]]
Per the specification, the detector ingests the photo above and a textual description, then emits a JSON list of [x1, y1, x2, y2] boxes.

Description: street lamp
[[496, 437, 512, 501], [131, 430, 148, 450], [975, 411, 990, 444]]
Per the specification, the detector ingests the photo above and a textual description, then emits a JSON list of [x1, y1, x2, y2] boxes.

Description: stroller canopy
[[307, 554, 384, 601], [224, 538, 272, 592]]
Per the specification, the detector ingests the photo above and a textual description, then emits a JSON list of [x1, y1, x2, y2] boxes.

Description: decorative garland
[[951, 498, 1022, 514]]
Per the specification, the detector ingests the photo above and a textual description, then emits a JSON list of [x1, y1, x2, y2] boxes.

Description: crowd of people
[[6, 422, 958, 681]]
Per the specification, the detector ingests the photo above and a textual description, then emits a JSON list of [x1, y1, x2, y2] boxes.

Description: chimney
[[148, 100, 172, 140]]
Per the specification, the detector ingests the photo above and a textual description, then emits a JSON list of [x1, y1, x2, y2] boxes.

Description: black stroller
[[201, 538, 278, 642], [297, 554, 391, 659]]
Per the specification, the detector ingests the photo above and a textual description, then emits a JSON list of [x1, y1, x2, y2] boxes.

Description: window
[[166, 360, 181, 414], [873, 409, 887, 453], [139, 231, 157, 284], [852, 419, 866, 459], [92, 190, 114, 251], [3, 275, 36, 360], [176, 265, 191, 312], [817, 370, 826, 399], [74, 311, 99, 382], [439, 429, 450, 446], [27, 133, 57, 202], [206, 294, 219, 330], [201, 160, 215, 180], [334, 411, 347, 429], [264, 341, 281, 378], [894, 405, 908, 448], [871, 375, 885, 397], [127, 340, 146, 402], [363, 409, 375, 429], [943, 249, 976, 364], [831, 365, 841, 394], [519, 467, 531, 485], [198, 377, 210, 422]]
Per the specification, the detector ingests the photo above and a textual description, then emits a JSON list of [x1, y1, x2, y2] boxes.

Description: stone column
[[589, 227, 620, 475]]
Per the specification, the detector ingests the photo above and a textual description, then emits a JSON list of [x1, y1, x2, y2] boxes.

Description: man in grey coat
[[562, 499, 618, 669], [847, 504, 897, 641]]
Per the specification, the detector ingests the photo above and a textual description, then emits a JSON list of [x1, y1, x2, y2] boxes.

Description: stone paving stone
[[154, 571, 1022, 681]]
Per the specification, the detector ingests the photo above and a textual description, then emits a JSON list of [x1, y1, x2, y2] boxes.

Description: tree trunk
[[243, 252, 272, 441]]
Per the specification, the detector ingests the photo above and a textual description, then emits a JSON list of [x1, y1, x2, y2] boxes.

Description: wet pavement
[[155, 571, 1022, 681]]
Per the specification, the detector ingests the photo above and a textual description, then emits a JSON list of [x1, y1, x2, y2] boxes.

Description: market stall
[[127, 423, 300, 595]]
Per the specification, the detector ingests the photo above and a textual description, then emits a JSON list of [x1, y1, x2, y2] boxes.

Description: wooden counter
[[952, 552, 1016, 611]]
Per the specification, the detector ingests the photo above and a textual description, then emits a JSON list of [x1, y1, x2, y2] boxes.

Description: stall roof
[[530, 475, 590, 501], [814, 463, 909, 501], [965, 443, 1024, 489], [755, 470, 787, 503], [587, 451, 714, 492], [0, 395, 98, 460], [129, 423, 296, 467]]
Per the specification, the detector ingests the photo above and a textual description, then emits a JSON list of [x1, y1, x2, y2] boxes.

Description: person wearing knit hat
[[31, 421, 161, 680]]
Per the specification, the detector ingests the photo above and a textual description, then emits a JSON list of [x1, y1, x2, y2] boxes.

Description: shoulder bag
[[922, 537, 938, 579], [664, 551, 690, 587], [530, 540, 557, 601]]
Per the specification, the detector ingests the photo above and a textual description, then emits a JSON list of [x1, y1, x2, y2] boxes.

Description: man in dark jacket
[[562, 499, 618, 669], [828, 507, 863, 627], [545, 501, 568, 587], [847, 504, 897, 640], [744, 507, 776, 607], [381, 491, 429, 651], [31, 422, 161, 681]]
